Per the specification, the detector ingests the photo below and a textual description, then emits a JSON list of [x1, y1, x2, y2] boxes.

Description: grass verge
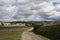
[[0, 27, 30, 40]]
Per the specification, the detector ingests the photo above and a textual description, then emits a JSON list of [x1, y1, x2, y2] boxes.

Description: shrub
[[32, 22, 60, 40]]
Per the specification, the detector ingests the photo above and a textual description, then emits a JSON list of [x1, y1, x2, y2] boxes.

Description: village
[[0, 21, 28, 27]]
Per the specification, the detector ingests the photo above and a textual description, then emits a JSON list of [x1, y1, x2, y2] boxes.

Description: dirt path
[[21, 27, 50, 40]]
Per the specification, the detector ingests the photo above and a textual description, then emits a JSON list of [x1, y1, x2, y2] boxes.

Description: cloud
[[0, 0, 16, 21], [0, 0, 60, 21]]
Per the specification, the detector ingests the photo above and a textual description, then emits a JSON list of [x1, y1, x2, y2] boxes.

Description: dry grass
[[0, 27, 30, 40]]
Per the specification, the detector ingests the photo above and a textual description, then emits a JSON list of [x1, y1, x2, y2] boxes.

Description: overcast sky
[[0, 0, 60, 22]]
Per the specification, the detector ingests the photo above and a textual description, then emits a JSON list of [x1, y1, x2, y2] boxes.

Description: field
[[0, 27, 30, 40]]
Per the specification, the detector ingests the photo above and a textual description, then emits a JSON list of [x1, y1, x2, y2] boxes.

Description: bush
[[32, 22, 60, 40]]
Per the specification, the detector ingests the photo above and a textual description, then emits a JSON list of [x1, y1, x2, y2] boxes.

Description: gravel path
[[21, 28, 51, 40]]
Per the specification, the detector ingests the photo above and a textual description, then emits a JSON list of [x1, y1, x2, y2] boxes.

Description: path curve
[[21, 27, 50, 40]]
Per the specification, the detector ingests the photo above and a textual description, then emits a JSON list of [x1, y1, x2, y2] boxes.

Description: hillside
[[32, 21, 60, 40]]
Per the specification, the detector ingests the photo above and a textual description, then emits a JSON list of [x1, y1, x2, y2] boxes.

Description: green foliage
[[32, 22, 60, 40]]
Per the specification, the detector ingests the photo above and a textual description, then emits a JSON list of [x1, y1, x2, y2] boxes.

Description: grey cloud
[[0, 0, 60, 21], [9, 0, 60, 21]]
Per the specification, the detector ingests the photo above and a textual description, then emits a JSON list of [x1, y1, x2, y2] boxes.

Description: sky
[[0, 0, 60, 22]]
